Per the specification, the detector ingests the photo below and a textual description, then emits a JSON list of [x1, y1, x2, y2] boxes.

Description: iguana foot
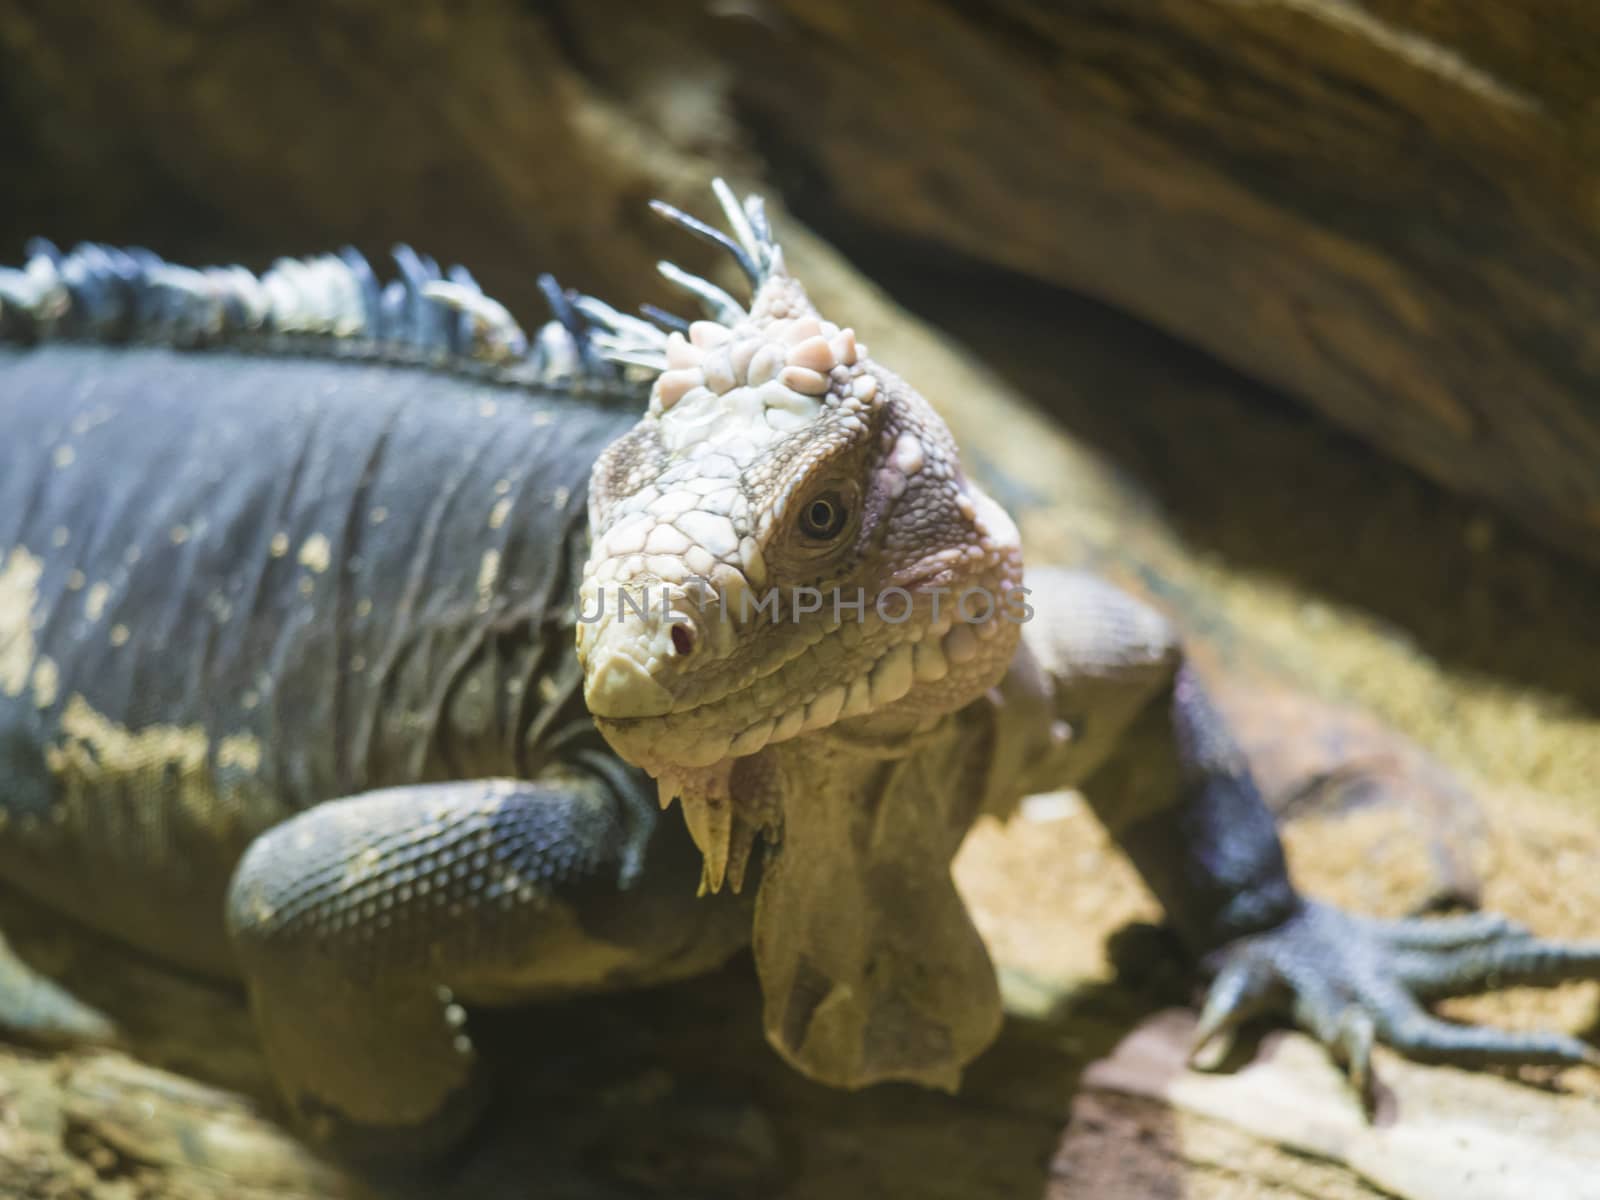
[[1190, 900, 1600, 1108], [0, 929, 117, 1046]]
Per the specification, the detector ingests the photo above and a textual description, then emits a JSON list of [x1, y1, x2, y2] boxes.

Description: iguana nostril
[[670, 623, 695, 657]]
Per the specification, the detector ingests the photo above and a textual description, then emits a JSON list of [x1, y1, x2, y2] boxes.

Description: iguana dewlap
[[1, 184, 1597, 1163]]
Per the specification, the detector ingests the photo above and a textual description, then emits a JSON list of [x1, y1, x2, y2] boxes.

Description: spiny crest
[[598, 180, 880, 466], [0, 238, 651, 397]]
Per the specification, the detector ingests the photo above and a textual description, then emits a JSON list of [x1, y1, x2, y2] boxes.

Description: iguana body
[[0, 345, 638, 968], [0, 185, 1596, 1164]]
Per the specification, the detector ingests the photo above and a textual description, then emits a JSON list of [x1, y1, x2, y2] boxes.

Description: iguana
[[0, 181, 1596, 1165]]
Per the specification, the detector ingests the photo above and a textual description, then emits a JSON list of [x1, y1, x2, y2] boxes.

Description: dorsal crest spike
[[577, 181, 803, 380], [0, 239, 653, 400]]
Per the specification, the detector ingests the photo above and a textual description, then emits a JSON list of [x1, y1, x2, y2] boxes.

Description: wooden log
[[565, 0, 1600, 565]]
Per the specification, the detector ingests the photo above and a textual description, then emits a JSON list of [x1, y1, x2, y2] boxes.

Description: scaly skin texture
[[1, 184, 1599, 1169], [579, 246, 1025, 882], [0, 346, 636, 969], [574, 186, 1600, 1103], [0, 246, 755, 1160]]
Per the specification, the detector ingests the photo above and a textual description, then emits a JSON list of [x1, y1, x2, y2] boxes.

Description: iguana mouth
[[592, 607, 1012, 770], [608, 600, 1004, 896]]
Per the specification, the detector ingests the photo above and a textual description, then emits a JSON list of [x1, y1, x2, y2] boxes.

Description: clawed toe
[[1379, 1011, 1600, 1070], [1364, 911, 1530, 949], [1395, 937, 1600, 999], [1188, 901, 1600, 1111], [1189, 956, 1282, 1070], [1332, 1006, 1376, 1111]]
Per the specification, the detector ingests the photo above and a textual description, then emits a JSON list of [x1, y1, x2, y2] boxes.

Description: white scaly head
[[575, 181, 1025, 1089]]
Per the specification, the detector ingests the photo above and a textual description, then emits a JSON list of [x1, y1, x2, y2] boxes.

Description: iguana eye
[[798, 490, 849, 541]]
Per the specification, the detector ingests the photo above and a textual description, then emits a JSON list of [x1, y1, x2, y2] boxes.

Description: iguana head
[[575, 182, 1024, 1090]]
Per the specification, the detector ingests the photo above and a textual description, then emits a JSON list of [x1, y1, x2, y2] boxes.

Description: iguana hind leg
[[225, 764, 749, 1161]]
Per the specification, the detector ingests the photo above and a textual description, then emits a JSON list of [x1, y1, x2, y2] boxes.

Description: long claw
[[1189, 957, 1278, 1070], [1333, 1007, 1377, 1114]]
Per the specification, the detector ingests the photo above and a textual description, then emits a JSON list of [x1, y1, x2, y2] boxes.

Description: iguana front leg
[[1014, 568, 1600, 1101], [225, 760, 744, 1160]]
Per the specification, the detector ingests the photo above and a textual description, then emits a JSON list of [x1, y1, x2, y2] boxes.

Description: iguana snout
[[581, 580, 705, 720]]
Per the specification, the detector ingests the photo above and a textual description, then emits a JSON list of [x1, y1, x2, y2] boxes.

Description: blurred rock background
[[1, 3, 1598, 1198]]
